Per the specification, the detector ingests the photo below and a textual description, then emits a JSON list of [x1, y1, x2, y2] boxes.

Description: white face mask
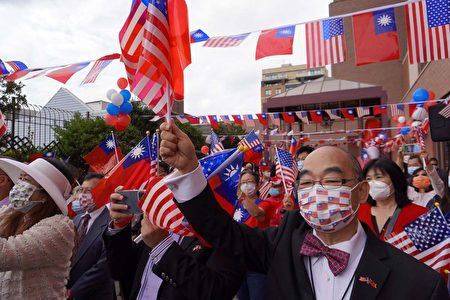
[[368, 180, 393, 201], [240, 183, 256, 196], [298, 184, 360, 232], [9, 180, 44, 213]]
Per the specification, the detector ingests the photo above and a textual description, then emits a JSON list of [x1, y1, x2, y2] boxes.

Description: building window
[[275, 88, 281, 95], [265, 89, 272, 96]]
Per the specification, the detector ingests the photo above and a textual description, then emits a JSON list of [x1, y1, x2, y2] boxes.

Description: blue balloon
[[119, 102, 133, 114], [120, 89, 131, 102], [106, 103, 120, 116], [400, 127, 411, 135], [412, 88, 429, 103]]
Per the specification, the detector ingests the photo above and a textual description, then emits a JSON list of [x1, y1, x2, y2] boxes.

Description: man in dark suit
[[104, 187, 245, 300], [68, 173, 115, 300], [159, 121, 449, 300]]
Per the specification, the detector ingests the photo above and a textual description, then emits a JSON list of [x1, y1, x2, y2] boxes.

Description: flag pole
[[206, 147, 245, 180], [111, 131, 120, 164], [275, 147, 289, 195]]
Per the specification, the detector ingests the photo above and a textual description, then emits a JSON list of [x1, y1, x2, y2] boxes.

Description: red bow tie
[[300, 233, 350, 276]]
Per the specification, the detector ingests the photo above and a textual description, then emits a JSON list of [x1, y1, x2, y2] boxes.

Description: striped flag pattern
[[220, 115, 232, 124], [275, 147, 298, 192], [5, 61, 28, 72], [210, 131, 224, 153], [259, 180, 271, 200], [390, 104, 405, 116], [296, 112, 310, 124], [204, 33, 250, 47], [238, 131, 262, 150], [0, 111, 7, 138], [406, 0, 450, 64], [439, 103, 450, 118], [385, 208, 450, 276], [356, 107, 370, 117], [243, 114, 255, 127], [306, 17, 346, 68], [80, 54, 120, 85], [325, 109, 341, 120]]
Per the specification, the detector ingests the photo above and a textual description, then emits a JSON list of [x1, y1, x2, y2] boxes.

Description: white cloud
[[0, 0, 331, 115]]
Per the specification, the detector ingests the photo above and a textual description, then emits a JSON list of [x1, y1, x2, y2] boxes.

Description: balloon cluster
[[104, 77, 133, 131], [392, 88, 436, 136]]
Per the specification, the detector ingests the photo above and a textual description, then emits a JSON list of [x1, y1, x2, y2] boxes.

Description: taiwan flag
[[353, 8, 400, 66], [309, 111, 323, 124], [92, 135, 154, 208], [256, 25, 296, 60], [256, 113, 269, 126], [46, 62, 90, 84], [83, 133, 123, 174], [190, 29, 209, 43]]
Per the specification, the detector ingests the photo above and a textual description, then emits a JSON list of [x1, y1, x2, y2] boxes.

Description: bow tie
[[300, 233, 350, 276]]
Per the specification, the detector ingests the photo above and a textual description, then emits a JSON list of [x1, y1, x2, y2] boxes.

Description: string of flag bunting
[[173, 99, 446, 128]]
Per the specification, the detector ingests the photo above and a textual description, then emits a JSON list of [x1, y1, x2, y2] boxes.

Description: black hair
[[429, 157, 438, 163], [408, 155, 423, 167], [84, 173, 104, 181], [363, 158, 412, 208], [43, 158, 75, 185], [239, 169, 260, 185], [295, 146, 315, 158], [411, 167, 433, 193]]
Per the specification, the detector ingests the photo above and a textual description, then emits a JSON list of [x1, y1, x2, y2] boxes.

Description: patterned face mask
[[298, 184, 360, 233], [9, 179, 44, 213], [75, 192, 96, 213]]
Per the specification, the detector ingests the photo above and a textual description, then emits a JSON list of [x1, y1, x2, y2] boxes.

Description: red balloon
[[117, 113, 131, 127], [428, 91, 436, 100], [201, 145, 209, 155], [105, 113, 118, 126], [115, 123, 127, 131], [117, 77, 129, 90]]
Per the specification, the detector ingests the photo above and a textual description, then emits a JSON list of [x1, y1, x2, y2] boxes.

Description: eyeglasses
[[297, 178, 356, 191], [72, 186, 92, 194]]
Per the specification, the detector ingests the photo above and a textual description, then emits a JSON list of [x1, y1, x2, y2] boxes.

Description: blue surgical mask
[[408, 166, 420, 175], [71, 200, 84, 215], [297, 160, 304, 170], [269, 187, 280, 197]]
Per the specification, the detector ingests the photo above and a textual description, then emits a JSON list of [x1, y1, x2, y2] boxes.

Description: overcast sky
[[0, 0, 331, 115]]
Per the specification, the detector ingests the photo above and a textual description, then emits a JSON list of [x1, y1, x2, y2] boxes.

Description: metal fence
[[0, 103, 85, 153]]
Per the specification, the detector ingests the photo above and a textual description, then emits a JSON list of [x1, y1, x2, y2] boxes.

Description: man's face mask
[[9, 179, 44, 213], [73, 187, 96, 213]]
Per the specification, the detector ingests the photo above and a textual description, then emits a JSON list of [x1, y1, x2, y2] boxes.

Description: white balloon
[[366, 146, 380, 159], [398, 116, 406, 124], [111, 93, 124, 106], [106, 89, 117, 100], [412, 107, 428, 121]]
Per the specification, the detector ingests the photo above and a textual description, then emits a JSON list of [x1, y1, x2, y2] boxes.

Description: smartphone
[[402, 144, 422, 154], [118, 190, 145, 214]]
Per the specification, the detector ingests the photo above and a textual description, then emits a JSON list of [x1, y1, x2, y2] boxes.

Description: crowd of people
[[0, 121, 449, 299]]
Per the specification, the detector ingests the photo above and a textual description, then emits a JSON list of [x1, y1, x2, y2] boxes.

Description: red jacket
[[358, 202, 428, 240]]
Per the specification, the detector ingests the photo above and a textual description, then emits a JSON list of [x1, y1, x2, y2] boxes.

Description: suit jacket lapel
[[291, 225, 315, 300], [179, 236, 197, 250], [73, 207, 109, 265], [350, 227, 390, 300]]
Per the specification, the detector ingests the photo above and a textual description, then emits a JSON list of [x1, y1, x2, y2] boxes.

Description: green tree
[[175, 120, 204, 150], [129, 101, 159, 135], [214, 123, 247, 148], [0, 79, 27, 113]]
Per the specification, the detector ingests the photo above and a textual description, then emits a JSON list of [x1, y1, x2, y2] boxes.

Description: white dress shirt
[[304, 222, 366, 300]]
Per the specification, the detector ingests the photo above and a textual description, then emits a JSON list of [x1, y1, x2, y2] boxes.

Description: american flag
[[406, 0, 450, 64], [385, 207, 450, 276], [325, 109, 341, 120], [356, 107, 371, 117], [243, 114, 256, 127], [439, 103, 450, 118], [259, 180, 271, 200], [220, 115, 232, 124], [390, 104, 405, 116], [119, 0, 190, 117], [275, 147, 298, 192], [175, 115, 189, 123], [210, 131, 224, 153], [296, 111, 310, 124], [5, 61, 28, 72], [80, 54, 120, 85], [149, 132, 159, 179], [306, 17, 346, 68], [270, 113, 281, 127], [0, 111, 7, 138], [238, 131, 262, 150], [203, 33, 250, 47]]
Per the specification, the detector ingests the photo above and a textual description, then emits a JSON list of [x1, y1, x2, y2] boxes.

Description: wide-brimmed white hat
[[0, 158, 72, 215]]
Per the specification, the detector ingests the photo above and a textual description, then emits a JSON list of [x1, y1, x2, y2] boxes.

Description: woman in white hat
[[0, 157, 76, 300]]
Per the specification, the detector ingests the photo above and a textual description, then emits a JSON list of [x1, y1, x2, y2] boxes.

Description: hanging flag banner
[[256, 25, 296, 60]]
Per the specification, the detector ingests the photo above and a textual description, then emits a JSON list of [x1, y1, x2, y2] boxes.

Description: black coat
[[103, 222, 245, 300], [175, 184, 450, 300], [68, 207, 115, 300]]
